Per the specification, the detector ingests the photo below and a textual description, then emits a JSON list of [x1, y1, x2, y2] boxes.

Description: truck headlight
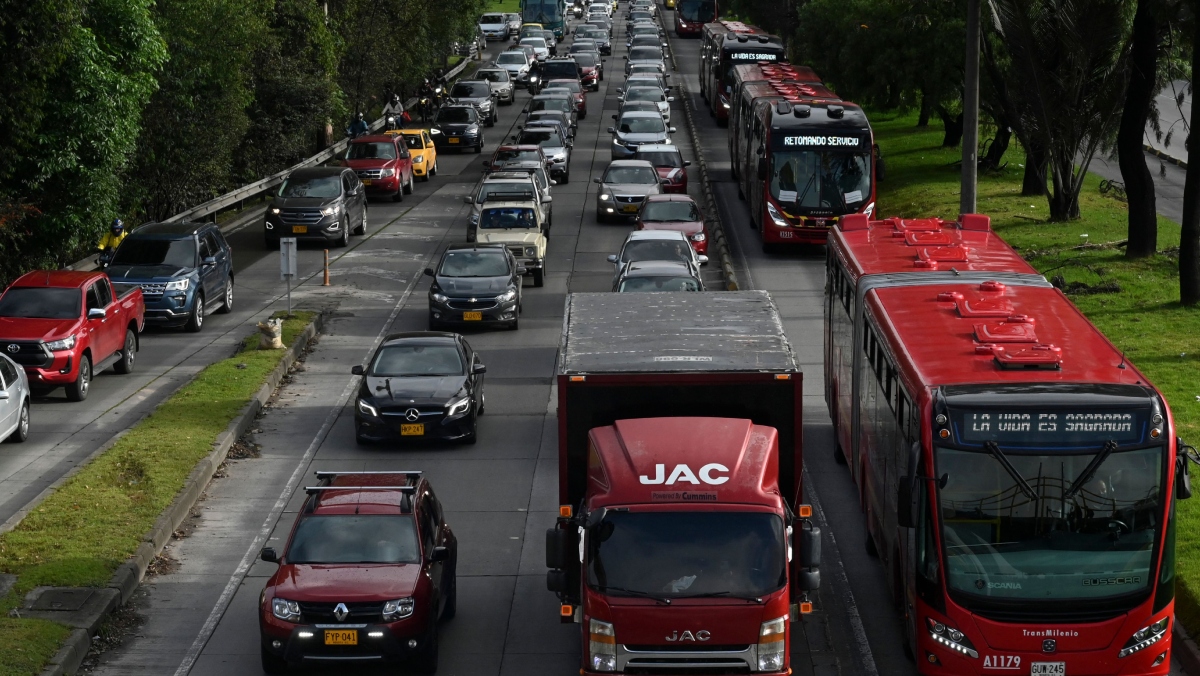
[[589, 618, 616, 672], [356, 399, 378, 417], [382, 597, 415, 621], [757, 615, 787, 671], [164, 278, 190, 292], [447, 395, 472, 417], [272, 598, 301, 622], [44, 335, 77, 351], [525, 246, 537, 256], [766, 201, 789, 227]]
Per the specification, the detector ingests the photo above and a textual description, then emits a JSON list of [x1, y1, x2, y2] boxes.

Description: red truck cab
[[343, 134, 415, 202], [546, 292, 820, 676], [0, 270, 144, 401]]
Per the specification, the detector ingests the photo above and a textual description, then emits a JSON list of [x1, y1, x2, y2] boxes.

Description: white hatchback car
[[0, 353, 30, 443]]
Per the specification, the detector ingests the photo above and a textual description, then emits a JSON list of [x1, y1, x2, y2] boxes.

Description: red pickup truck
[[0, 270, 145, 401]]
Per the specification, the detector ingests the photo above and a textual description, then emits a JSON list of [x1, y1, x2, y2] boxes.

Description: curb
[[33, 314, 324, 676], [1176, 619, 1200, 676], [1144, 143, 1188, 170]]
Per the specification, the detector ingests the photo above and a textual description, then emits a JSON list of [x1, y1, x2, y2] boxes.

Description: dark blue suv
[[107, 222, 234, 332]]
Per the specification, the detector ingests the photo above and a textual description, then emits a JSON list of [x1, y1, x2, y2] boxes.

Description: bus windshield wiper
[[593, 585, 671, 605], [983, 441, 1038, 501], [674, 590, 764, 604], [794, 171, 817, 207], [1064, 440, 1118, 501]]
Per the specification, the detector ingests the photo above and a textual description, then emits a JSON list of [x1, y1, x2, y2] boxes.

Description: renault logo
[[5, 344, 17, 354], [1042, 639, 1056, 653], [404, 408, 421, 422], [333, 603, 349, 622]]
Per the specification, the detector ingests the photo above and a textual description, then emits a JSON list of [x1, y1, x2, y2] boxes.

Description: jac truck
[[545, 291, 820, 676]]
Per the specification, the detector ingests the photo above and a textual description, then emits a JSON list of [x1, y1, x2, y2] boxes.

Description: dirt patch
[[77, 588, 147, 673]]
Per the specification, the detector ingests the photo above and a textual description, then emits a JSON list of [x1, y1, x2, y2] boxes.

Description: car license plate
[[622, 204, 639, 213], [324, 630, 357, 645], [361, 179, 372, 186], [1031, 664, 1065, 675], [400, 423, 424, 436], [449, 137, 460, 144], [292, 226, 308, 234], [778, 230, 793, 238], [463, 311, 483, 321]]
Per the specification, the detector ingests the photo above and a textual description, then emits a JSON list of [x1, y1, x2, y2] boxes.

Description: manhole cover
[[32, 589, 94, 611]]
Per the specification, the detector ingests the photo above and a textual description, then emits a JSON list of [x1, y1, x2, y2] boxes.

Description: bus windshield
[[935, 443, 1163, 601], [679, 0, 716, 22], [522, 0, 562, 26], [770, 150, 870, 213]]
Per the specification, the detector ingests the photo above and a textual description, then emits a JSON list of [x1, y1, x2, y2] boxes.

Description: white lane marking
[[804, 468, 879, 676], [172, 212, 442, 676]]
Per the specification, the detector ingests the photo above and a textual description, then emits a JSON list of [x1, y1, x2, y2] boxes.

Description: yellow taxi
[[664, 0, 676, 7], [394, 129, 438, 180]]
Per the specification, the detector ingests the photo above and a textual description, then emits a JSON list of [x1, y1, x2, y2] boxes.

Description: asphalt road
[[79, 6, 1188, 676]]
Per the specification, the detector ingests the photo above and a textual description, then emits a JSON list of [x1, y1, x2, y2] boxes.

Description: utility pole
[[960, 0, 981, 215]]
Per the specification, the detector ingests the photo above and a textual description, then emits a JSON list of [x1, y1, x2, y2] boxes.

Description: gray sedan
[[0, 353, 30, 443]]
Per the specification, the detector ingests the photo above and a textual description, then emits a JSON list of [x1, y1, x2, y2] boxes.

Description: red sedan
[[635, 144, 690, 194], [636, 194, 708, 256]]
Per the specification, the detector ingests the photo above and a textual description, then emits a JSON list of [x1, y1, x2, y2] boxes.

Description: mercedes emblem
[[404, 408, 420, 422]]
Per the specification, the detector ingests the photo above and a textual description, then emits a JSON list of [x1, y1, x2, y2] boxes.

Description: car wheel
[[357, 208, 368, 235], [355, 433, 371, 446], [393, 182, 404, 202], [532, 266, 545, 288], [474, 139, 483, 154], [478, 388, 486, 416], [65, 354, 91, 402], [441, 558, 458, 620], [337, 223, 350, 247], [404, 174, 414, 194], [560, 171, 569, 185], [113, 328, 136, 374], [185, 293, 204, 333], [6, 400, 29, 443], [431, 160, 438, 176], [217, 278, 234, 314], [260, 644, 288, 675], [410, 624, 439, 674]]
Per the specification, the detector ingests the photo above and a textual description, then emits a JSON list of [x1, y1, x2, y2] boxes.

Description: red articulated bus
[[737, 97, 875, 247], [825, 213, 1188, 675], [674, 0, 716, 37], [699, 22, 786, 125], [728, 63, 835, 182]]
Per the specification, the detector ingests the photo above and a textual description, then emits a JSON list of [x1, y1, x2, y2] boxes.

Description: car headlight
[[497, 289, 517, 302], [413, 154, 424, 163], [321, 204, 339, 216], [272, 598, 302, 622], [589, 619, 616, 672], [44, 335, 77, 351], [766, 201, 789, 227], [1119, 616, 1169, 658], [357, 399, 378, 417], [689, 232, 706, 242], [382, 597, 415, 621], [380, 168, 395, 177], [757, 615, 787, 671], [432, 292, 449, 303], [465, 129, 479, 136], [525, 246, 537, 256], [447, 395, 472, 417], [270, 207, 281, 215], [164, 278, 190, 291], [599, 193, 612, 201], [927, 617, 978, 658]]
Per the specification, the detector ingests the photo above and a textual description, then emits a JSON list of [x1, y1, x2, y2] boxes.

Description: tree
[[1181, 1, 1200, 305]]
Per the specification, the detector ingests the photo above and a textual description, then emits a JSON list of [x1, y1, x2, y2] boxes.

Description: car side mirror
[[616, 88, 624, 94], [667, 97, 675, 102], [606, 254, 618, 263], [684, 160, 692, 166], [757, 157, 768, 180], [351, 365, 365, 376], [517, 266, 528, 275], [697, 255, 709, 264], [543, 195, 554, 204], [607, 127, 616, 133], [88, 308, 106, 320], [260, 547, 279, 563], [897, 475, 918, 528], [424, 267, 435, 277], [593, 177, 602, 184], [430, 545, 450, 562], [472, 363, 488, 374], [549, 179, 558, 185], [623, 55, 628, 59], [202, 256, 217, 266], [668, 127, 676, 133]]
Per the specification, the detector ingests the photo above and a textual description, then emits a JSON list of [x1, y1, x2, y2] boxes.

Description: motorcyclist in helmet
[[419, 78, 437, 122], [98, 218, 126, 253], [346, 112, 369, 138], [382, 94, 405, 130]]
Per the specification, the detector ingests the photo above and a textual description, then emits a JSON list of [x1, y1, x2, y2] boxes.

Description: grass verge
[[0, 311, 316, 676], [873, 112, 1200, 632], [485, 0, 521, 13]]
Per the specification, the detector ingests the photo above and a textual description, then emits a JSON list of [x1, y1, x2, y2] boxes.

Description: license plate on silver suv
[[1031, 663, 1065, 675]]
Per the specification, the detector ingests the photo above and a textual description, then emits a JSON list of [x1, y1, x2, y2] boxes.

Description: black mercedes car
[[431, 105, 485, 153], [425, 243, 524, 330], [352, 332, 487, 445]]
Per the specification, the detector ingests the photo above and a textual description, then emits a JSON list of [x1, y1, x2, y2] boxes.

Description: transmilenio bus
[[521, 0, 567, 38], [728, 63, 833, 183], [699, 22, 785, 124], [825, 213, 1188, 675]]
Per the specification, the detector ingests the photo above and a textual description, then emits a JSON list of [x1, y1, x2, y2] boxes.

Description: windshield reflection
[[770, 150, 870, 214]]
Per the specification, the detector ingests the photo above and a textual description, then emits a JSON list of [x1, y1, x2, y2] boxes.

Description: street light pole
[[961, 0, 981, 215]]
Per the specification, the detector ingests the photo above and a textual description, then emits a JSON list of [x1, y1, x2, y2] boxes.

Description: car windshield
[[642, 201, 700, 221], [480, 207, 537, 230], [0, 287, 81, 320], [617, 116, 666, 134], [605, 166, 659, 184], [478, 70, 508, 82], [620, 276, 702, 292], [521, 38, 547, 48], [627, 87, 664, 102], [574, 54, 598, 67], [111, 238, 199, 268], [287, 515, 420, 564], [770, 150, 871, 213], [437, 107, 475, 124], [371, 344, 464, 376], [629, 47, 664, 61], [401, 134, 424, 149], [621, 238, 693, 263], [937, 443, 1164, 601], [587, 511, 785, 596], [481, 13, 504, 23], [452, 82, 490, 98], [519, 130, 562, 147], [498, 53, 527, 65], [347, 142, 397, 160], [638, 150, 683, 168], [493, 149, 542, 164], [439, 250, 512, 277], [532, 98, 572, 113], [278, 175, 341, 198]]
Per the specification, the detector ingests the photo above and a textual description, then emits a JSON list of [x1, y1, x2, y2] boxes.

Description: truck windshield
[[770, 150, 871, 213], [936, 443, 1163, 601], [0, 288, 81, 320], [481, 207, 537, 230], [587, 511, 785, 598], [111, 238, 198, 269], [287, 515, 420, 564]]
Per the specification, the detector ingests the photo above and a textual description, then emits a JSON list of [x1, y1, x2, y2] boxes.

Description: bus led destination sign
[[781, 136, 862, 148], [953, 409, 1146, 445], [729, 52, 781, 61]]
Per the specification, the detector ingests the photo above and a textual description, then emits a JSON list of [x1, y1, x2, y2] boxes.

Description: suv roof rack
[[484, 191, 536, 202], [305, 470, 424, 512]]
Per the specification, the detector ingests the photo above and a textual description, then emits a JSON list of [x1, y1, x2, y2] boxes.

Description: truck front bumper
[[581, 642, 787, 675], [23, 350, 82, 386]]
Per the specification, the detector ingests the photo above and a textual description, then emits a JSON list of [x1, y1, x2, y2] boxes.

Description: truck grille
[[0, 341, 51, 368], [279, 209, 323, 225], [297, 601, 385, 623], [620, 645, 754, 675], [507, 245, 529, 259], [138, 282, 167, 297]]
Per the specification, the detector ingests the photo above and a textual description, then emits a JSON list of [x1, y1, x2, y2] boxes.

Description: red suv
[[343, 135, 415, 202], [258, 471, 457, 673]]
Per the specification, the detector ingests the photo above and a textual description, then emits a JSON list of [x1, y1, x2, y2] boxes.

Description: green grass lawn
[[0, 311, 316, 676], [485, 0, 522, 14], [873, 112, 1200, 632]]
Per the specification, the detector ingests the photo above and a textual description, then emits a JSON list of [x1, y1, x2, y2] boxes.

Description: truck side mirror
[[795, 521, 821, 569], [897, 475, 918, 527], [430, 545, 449, 562], [756, 158, 768, 181], [260, 547, 279, 563], [1177, 456, 1192, 500], [545, 527, 573, 569], [88, 308, 106, 320], [547, 569, 568, 593]]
